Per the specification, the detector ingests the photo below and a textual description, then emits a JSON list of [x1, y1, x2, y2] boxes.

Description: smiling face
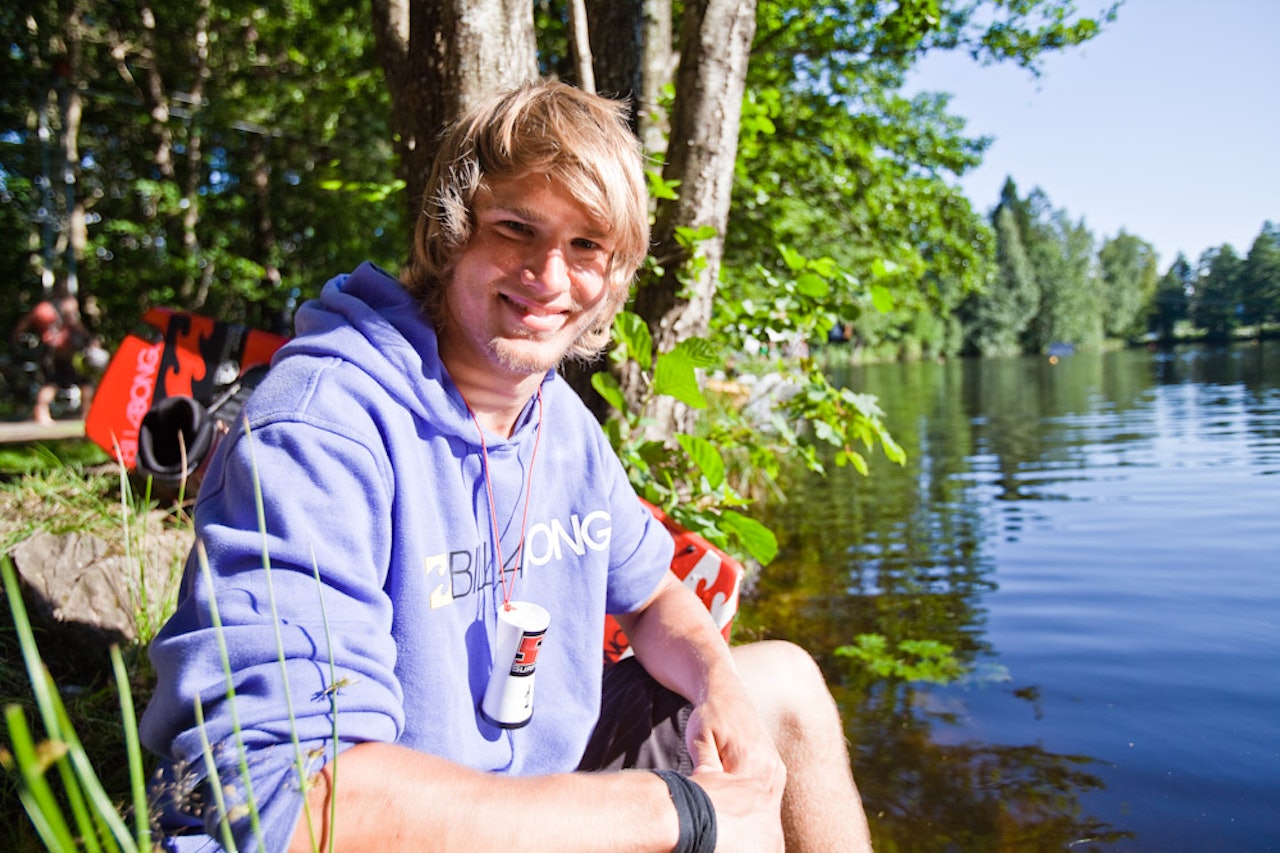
[[435, 171, 619, 389]]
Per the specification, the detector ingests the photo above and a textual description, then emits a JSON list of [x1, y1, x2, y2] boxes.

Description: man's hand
[[686, 768, 785, 852], [685, 667, 786, 786], [685, 680, 786, 852]]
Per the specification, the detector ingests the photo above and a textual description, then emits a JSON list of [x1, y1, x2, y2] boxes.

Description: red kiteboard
[[604, 500, 744, 664], [84, 309, 289, 467]]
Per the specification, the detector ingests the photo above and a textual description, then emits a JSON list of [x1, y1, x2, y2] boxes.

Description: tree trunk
[[638, 0, 676, 159], [584, 0, 642, 108], [58, 1, 86, 297], [567, 0, 595, 94], [585, 0, 674, 154], [183, 0, 211, 307], [370, 0, 537, 220], [626, 0, 756, 437], [133, 5, 174, 181], [125, 2, 209, 304]]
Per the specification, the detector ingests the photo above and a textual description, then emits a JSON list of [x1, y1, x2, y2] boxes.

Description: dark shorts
[[46, 351, 80, 387], [577, 657, 694, 774]]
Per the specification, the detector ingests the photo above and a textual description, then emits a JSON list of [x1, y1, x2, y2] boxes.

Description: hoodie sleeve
[[140, 411, 403, 850]]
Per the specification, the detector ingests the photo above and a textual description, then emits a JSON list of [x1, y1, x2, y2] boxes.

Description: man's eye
[[573, 238, 601, 251]]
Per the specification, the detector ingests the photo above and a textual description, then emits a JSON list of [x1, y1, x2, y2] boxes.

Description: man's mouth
[[500, 292, 571, 333]]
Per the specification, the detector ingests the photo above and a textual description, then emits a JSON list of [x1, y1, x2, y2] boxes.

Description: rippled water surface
[[741, 344, 1280, 851]]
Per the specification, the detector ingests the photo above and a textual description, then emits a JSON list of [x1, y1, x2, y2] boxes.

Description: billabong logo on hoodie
[[426, 510, 612, 609]]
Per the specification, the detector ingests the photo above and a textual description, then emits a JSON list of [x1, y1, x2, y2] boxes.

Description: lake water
[[738, 343, 1280, 851]]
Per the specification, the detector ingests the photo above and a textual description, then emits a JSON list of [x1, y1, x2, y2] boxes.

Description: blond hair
[[401, 80, 650, 361]]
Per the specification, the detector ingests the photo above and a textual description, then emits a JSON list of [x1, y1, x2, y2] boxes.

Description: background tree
[[718, 1, 1121, 364], [1241, 222, 1280, 328], [625, 0, 758, 432], [2, 0, 404, 344], [960, 178, 1106, 355], [1190, 245, 1244, 341], [1036, 211, 1102, 351], [369, 0, 537, 220], [1098, 230, 1159, 340], [1149, 253, 1193, 341], [964, 203, 1037, 355]]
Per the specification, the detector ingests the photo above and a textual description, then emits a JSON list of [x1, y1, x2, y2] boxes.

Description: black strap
[[652, 769, 718, 853]]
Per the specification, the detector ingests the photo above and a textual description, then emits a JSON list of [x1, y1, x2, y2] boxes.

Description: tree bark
[[58, 0, 86, 297], [638, 0, 677, 158], [626, 0, 756, 436], [370, 0, 537, 219], [584, 0, 674, 154], [183, 0, 211, 307], [568, 0, 596, 94]]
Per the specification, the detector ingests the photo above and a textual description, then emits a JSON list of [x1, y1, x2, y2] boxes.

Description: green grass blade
[[196, 541, 266, 852], [242, 421, 316, 850], [111, 645, 151, 851], [3, 559, 61, 744], [48, 681, 130, 853], [193, 696, 239, 853], [3, 557, 104, 850], [310, 544, 339, 853], [3, 704, 78, 851]]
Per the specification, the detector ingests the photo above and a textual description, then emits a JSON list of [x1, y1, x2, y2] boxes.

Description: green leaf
[[812, 420, 838, 444], [671, 336, 721, 369], [835, 633, 964, 684], [796, 272, 829, 298], [675, 434, 725, 490], [778, 244, 806, 272], [870, 284, 895, 314], [653, 350, 707, 409], [719, 510, 778, 565], [675, 224, 719, 249], [808, 256, 840, 278], [591, 371, 628, 415], [837, 449, 870, 476], [646, 170, 680, 201], [613, 311, 653, 369], [871, 258, 901, 279]]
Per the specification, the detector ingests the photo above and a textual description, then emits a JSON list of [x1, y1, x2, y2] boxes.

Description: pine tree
[[1241, 222, 1280, 327]]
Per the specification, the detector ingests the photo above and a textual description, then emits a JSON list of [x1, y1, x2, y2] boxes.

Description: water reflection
[[738, 343, 1280, 851]]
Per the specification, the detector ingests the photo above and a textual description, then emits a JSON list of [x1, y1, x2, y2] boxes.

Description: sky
[[904, 0, 1280, 269]]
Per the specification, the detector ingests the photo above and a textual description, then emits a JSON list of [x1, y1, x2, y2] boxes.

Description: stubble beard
[[484, 295, 606, 377]]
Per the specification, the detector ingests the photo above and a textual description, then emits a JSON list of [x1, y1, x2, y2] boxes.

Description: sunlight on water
[[744, 343, 1280, 851]]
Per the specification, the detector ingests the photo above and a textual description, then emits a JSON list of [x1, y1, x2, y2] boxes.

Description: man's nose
[[524, 245, 571, 292]]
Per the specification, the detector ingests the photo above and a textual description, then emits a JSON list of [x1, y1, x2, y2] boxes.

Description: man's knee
[[732, 640, 841, 737]]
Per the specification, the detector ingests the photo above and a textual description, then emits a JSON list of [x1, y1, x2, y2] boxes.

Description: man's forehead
[[479, 175, 612, 237]]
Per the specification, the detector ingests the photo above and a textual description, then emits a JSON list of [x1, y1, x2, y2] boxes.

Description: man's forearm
[[290, 741, 680, 852], [614, 573, 740, 707]]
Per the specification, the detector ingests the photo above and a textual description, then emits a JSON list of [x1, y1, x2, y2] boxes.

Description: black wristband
[[652, 769, 718, 853]]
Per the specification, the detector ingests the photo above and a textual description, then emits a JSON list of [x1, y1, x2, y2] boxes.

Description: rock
[[6, 520, 192, 681]]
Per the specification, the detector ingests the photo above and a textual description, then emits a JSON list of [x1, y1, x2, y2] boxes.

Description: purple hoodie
[[140, 263, 673, 850]]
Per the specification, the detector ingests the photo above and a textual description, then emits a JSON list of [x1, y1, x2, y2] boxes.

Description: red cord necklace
[[467, 387, 544, 611]]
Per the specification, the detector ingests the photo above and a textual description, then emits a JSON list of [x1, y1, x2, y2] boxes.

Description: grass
[[1, 435, 342, 851], [0, 439, 180, 851]]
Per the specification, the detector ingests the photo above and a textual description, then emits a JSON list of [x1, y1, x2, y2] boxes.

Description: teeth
[[505, 294, 559, 317]]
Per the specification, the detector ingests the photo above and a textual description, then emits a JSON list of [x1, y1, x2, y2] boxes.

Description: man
[[11, 291, 92, 424], [140, 80, 872, 852]]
